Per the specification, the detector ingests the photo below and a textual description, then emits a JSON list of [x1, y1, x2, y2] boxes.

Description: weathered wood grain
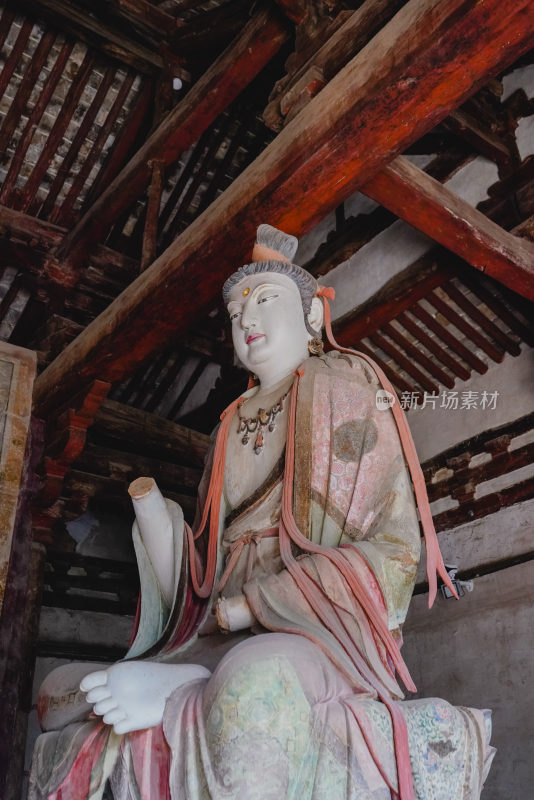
[[34, 0, 534, 414], [362, 156, 534, 301], [53, 7, 289, 283]]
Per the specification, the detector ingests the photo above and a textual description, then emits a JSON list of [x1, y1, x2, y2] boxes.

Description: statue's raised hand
[[80, 661, 210, 734]]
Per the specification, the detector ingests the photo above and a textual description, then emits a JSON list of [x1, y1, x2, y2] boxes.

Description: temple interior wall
[[408, 344, 534, 461], [403, 557, 534, 800]]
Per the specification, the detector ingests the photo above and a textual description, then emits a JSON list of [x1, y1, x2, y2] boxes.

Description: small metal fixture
[[440, 564, 474, 600]]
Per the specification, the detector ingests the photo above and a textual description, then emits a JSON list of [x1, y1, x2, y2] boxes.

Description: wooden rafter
[[51, 7, 289, 284], [361, 156, 534, 300], [33, 0, 534, 415], [4, 0, 185, 76]]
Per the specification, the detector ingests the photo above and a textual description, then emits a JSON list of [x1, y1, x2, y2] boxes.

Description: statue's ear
[[307, 296, 324, 334]]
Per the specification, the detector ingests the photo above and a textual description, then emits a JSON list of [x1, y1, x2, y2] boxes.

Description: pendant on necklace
[[237, 387, 290, 455], [253, 429, 264, 455]]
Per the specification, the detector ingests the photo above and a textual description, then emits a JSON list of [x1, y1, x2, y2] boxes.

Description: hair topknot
[[256, 223, 298, 261], [222, 225, 318, 316]]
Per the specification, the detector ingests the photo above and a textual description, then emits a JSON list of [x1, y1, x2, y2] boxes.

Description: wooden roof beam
[[361, 156, 534, 300], [52, 7, 289, 286], [0, 205, 137, 279], [33, 0, 534, 415], [101, 0, 181, 37]]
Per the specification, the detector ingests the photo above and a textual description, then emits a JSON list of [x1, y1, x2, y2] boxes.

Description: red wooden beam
[[140, 159, 164, 272], [0, 205, 137, 278], [33, 0, 534, 414], [105, 0, 180, 35], [361, 156, 534, 301], [382, 321, 455, 388], [53, 7, 289, 285]]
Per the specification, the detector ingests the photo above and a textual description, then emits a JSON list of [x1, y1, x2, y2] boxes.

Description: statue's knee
[[37, 662, 106, 731]]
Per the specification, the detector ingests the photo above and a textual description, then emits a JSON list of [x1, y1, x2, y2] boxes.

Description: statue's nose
[[240, 304, 257, 329]]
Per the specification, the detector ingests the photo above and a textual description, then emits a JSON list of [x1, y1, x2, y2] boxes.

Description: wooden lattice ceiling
[[0, 0, 532, 436]]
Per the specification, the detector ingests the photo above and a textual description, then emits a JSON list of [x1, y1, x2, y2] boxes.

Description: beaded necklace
[[236, 386, 291, 454]]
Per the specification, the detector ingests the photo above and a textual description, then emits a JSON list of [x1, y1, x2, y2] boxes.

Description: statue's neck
[[254, 366, 301, 398], [253, 353, 309, 395]]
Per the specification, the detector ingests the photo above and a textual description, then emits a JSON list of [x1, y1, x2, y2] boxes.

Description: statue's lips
[[246, 333, 265, 344]]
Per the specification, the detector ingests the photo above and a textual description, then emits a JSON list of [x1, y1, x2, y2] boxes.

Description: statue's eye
[[229, 310, 241, 321], [257, 294, 278, 304]]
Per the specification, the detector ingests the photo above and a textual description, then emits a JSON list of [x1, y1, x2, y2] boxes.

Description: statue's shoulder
[[311, 351, 380, 387]]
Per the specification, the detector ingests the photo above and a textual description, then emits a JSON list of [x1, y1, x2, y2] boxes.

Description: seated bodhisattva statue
[[31, 226, 494, 800]]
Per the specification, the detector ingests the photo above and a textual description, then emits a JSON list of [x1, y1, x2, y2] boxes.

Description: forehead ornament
[[242, 287, 250, 297]]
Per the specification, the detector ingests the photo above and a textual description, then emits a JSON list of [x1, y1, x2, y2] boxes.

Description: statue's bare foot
[[80, 661, 210, 734]]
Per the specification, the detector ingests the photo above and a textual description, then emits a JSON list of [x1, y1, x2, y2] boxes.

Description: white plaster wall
[[417, 496, 534, 582], [501, 64, 534, 100], [403, 559, 534, 800], [407, 345, 534, 462], [319, 155, 500, 321]]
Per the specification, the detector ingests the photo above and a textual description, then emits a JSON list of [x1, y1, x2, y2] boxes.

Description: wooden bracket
[[33, 379, 111, 544]]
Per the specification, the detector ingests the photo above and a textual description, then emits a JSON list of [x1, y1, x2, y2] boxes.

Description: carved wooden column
[[0, 343, 36, 612], [0, 342, 38, 800]]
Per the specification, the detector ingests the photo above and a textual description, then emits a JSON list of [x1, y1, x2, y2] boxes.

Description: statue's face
[[227, 272, 310, 379]]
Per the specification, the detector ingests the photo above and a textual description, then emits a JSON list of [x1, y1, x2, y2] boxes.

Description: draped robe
[[29, 353, 494, 800]]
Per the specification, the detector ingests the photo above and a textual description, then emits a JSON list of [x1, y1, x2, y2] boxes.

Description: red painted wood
[[195, 114, 248, 216], [333, 257, 452, 344], [82, 79, 152, 213], [42, 67, 116, 220], [370, 331, 439, 394], [396, 311, 471, 381], [34, 0, 534, 414], [0, 9, 16, 53], [461, 274, 534, 348], [0, 40, 73, 205], [426, 289, 505, 363], [55, 73, 136, 227], [158, 130, 212, 236], [362, 156, 534, 301], [0, 18, 33, 105], [18, 51, 95, 213], [442, 281, 521, 356], [354, 339, 418, 397], [161, 120, 233, 248], [54, 7, 289, 277], [382, 321, 455, 388], [141, 159, 164, 272], [410, 302, 487, 375], [0, 204, 137, 278], [0, 28, 55, 159], [106, 0, 179, 35]]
